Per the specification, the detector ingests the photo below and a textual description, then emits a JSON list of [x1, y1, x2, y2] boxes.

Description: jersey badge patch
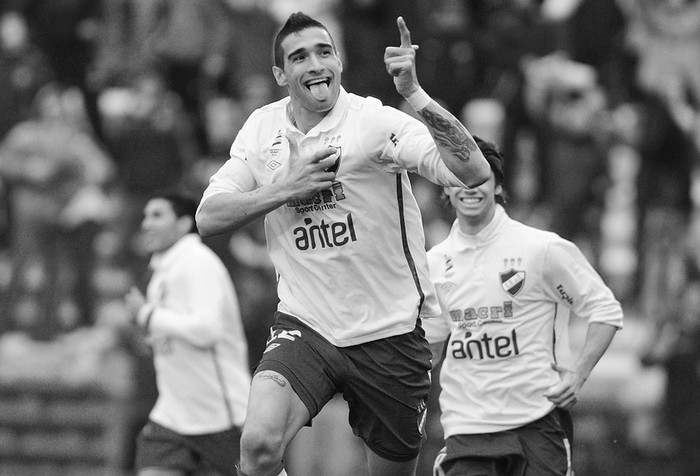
[[500, 269, 525, 296]]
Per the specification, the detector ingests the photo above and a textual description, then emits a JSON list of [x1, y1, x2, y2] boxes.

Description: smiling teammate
[[124, 191, 251, 476], [424, 137, 623, 475], [195, 11, 490, 476]]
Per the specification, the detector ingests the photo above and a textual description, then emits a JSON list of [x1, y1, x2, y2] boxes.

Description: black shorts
[[434, 409, 572, 476], [256, 312, 432, 462], [135, 420, 241, 476]]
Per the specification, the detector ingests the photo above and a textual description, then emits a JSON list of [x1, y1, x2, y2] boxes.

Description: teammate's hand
[[124, 286, 147, 321], [384, 16, 420, 98], [544, 363, 583, 410], [285, 132, 338, 200]]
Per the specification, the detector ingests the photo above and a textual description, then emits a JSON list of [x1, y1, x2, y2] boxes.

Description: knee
[[240, 425, 285, 474]]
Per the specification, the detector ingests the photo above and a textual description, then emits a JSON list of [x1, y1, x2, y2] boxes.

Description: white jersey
[[146, 234, 251, 434], [200, 88, 467, 346], [424, 205, 623, 437]]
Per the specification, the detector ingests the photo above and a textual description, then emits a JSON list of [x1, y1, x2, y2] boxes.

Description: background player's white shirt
[[424, 205, 623, 436], [200, 88, 467, 346], [146, 234, 251, 434]]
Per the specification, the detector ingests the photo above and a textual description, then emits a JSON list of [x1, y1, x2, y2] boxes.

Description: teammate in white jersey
[[424, 137, 623, 476], [196, 11, 490, 476], [124, 191, 251, 476]]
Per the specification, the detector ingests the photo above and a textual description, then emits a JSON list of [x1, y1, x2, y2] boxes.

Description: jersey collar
[[284, 87, 350, 137], [449, 205, 508, 251]]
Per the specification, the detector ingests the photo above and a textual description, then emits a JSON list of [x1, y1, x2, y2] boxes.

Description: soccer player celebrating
[[196, 11, 490, 476], [425, 137, 623, 476]]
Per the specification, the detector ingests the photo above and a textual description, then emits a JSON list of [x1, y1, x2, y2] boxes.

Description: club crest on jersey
[[325, 146, 341, 173], [500, 268, 525, 296]]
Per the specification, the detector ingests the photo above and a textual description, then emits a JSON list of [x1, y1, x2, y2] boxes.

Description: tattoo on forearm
[[419, 109, 477, 162], [257, 371, 287, 387]]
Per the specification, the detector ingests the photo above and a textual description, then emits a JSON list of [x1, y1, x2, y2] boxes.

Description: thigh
[[247, 313, 342, 443], [343, 324, 432, 463]]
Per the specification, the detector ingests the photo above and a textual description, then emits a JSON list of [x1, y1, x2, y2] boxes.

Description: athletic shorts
[[255, 312, 432, 462], [135, 420, 241, 476], [433, 409, 573, 476]]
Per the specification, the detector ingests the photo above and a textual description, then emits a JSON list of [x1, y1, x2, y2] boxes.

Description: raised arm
[[384, 16, 490, 187], [196, 134, 339, 237]]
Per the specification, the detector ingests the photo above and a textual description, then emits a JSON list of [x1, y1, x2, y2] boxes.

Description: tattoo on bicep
[[419, 110, 477, 162], [257, 371, 288, 387]]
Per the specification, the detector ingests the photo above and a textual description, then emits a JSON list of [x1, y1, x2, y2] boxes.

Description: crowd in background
[[0, 0, 699, 474]]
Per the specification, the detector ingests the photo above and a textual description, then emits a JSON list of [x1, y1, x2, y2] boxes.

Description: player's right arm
[[196, 135, 339, 237]]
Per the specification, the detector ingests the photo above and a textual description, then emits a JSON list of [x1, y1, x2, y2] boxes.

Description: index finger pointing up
[[397, 16, 411, 48]]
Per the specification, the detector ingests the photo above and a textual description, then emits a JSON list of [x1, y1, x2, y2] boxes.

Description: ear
[[495, 183, 503, 197], [272, 65, 287, 87]]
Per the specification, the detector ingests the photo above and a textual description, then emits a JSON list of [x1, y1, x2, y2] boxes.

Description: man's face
[[273, 26, 342, 114], [446, 173, 501, 225], [140, 198, 188, 254]]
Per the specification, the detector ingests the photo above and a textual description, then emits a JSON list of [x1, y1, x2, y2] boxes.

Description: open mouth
[[459, 196, 482, 204], [306, 77, 331, 100]]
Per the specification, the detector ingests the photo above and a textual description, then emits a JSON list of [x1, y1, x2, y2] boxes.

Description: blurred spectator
[[4, 0, 105, 138], [0, 82, 115, 338], [203, 73, 278, 158], [340, 0, 418, 106], [631, 95, 696, 313], [0, 10, 54, 248], [139, 0, 232, 155], [618, 0, 700, 145], [216, 0, 280, 100], [522, 52, 610, 250], [640, 251, 700, 476], [99, 65, 198, 281], [0, 11, 53, 141]]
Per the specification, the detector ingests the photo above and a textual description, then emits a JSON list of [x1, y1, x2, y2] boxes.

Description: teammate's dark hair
[[273, 12, 336, 68], [149, 190, 198, 233]]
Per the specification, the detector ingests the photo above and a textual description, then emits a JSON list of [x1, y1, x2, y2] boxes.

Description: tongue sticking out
[[309, 82, 329, 100]]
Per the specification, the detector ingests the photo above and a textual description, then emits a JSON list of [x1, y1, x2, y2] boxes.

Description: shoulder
[[346, 92, 408, 120], [427, 237, 453, 269], [241, 97, 288, 130], [505, 215, 559, 244]]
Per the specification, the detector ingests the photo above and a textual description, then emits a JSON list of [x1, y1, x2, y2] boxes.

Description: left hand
[[384, 16, 420, 98], [124, 286, 147, 321], [544, 363, 583, 410]]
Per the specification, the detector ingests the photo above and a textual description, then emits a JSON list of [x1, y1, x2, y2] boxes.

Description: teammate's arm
[[545, 322, 618, 410], [384, 16, 490, 188]]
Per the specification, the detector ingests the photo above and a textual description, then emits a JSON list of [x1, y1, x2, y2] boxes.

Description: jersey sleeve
[[365, 106, 467, 188], [541, 236, 624, 328], [148, 255, 228, 348], [423, 246, 453, 344], [199, 121, 259, 207]]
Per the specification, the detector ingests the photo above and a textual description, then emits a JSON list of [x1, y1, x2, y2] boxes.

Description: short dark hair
[[273, 12, 335, 68], [149, 190, 198, 233], [473, 136, 505, 193]]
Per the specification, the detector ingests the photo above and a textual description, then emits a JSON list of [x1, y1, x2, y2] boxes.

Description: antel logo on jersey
[[450, 329, 520, 360], [293, 213, 357, 251]]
